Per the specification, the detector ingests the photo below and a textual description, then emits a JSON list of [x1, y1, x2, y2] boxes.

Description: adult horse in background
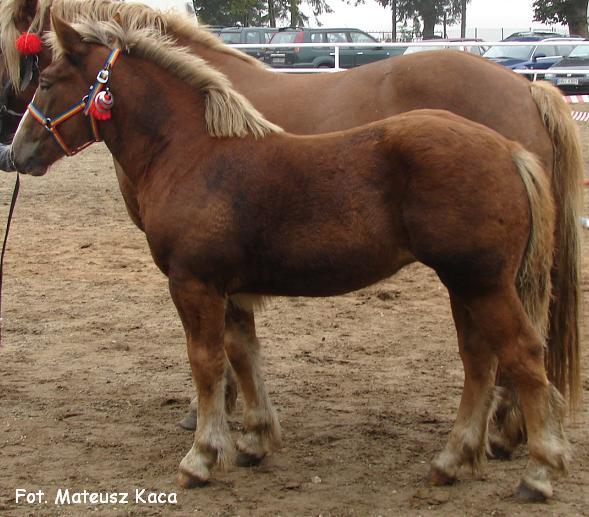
[[12, 15, 569, 500], [0, 0, 583, 453]]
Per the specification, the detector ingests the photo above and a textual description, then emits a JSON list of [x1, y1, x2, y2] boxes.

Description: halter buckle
[[96, 69, 110, 84], [43, 117, 52, 130]]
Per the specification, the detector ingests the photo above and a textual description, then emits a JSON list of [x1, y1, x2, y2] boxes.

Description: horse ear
[[14, 0, 38, 32], [51, 13, 88, 58]]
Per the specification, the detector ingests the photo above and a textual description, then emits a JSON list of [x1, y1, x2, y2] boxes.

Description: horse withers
[[11, 17, 570, 500]]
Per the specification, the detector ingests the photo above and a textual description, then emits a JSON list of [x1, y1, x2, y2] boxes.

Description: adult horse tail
[[530, 81, 583, 412]]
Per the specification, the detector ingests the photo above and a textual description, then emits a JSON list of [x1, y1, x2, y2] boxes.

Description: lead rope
[[0, 172, 20, 348]]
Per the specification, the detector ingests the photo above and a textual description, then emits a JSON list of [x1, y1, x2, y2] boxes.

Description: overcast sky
[[317, 0, 564, 32]]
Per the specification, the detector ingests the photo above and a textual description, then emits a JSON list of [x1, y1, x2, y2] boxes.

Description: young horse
[[0, 0, 583, 452], [12, 16, 569, 500]]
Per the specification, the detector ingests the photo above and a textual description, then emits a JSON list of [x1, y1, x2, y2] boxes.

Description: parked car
[[264, 27, 406, 69], [219, 26, 278, 60], [503, 30, 568, 41], [483, 37, 581, 70], [544, 44, 589, 94], [403, 38, 487, 56]]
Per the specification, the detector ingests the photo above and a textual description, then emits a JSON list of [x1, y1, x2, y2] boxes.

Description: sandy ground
[[0, 120, 588, 516]]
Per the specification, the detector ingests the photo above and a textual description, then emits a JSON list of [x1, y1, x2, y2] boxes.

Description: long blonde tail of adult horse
[[530, 81, 583, 412]]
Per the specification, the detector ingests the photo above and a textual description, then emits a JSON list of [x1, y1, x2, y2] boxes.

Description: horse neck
[[98, 56, 210, 185]]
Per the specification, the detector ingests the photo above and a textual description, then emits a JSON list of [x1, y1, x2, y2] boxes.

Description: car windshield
[[484, 45, 534, 60], [270, 32, 297, 44], [567, 45, 589, 58], [220, 32, 240, 44]]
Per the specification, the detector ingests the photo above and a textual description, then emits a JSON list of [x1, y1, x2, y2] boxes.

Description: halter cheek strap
[[27, 48, 121, 157]]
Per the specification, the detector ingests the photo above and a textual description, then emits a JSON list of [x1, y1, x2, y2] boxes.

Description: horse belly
[[244, 223, 414, 297]]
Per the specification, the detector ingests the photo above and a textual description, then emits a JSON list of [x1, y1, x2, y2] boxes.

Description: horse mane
[[48, 19, 281, 139], [0, 0, 264, 91]]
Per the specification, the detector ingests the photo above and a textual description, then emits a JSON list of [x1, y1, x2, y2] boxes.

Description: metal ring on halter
[[96, 69, 109, 84]]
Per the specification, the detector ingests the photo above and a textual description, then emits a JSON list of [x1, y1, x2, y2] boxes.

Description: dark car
[[219, 26, 278, 60], [483, 37, 581, 70], [544, 44, 589, 94], [264, 27, 406, 69]]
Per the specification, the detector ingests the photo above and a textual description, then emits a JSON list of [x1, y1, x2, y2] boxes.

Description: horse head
[[12, 15, 111, 175]]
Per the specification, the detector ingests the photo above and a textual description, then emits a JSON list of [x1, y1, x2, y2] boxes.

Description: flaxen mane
[[49, 19, 281, 139], [0, 0, 264, 91]]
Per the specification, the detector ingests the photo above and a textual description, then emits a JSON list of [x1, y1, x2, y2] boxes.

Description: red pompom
[[87, 101, 112, 121], [15, 32, 42, 55]]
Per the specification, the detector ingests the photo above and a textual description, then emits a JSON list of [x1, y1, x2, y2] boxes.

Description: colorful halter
[[27, 48, 121, 156]]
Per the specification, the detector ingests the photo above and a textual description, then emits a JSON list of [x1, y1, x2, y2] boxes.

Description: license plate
[[556, 77, 579, 85], [272, 56, 285, 64]]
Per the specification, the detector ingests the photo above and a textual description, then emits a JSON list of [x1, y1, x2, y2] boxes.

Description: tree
[[193, 0, 332, 27], [533, 0, 589, 37], [360, 0, 470, 39], [193, 0, 266, 26], [285, 0, 333, 27]]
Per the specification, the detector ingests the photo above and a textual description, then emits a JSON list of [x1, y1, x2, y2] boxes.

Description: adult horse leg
[[224, 298, 281, 466], [430, 292, 499, 484], [168, 277, 234, 486], [487, 373, 525, 460]]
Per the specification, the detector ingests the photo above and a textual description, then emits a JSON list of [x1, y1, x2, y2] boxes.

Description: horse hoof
[[430, 466, 456, 486], [177, 411, 197, 431], [176, 470, 208, 489], [515, 481, 548, 503], [235, 451, 265, 467]]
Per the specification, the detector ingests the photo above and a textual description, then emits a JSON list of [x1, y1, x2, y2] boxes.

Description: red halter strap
[[27, 48, 121, 156]]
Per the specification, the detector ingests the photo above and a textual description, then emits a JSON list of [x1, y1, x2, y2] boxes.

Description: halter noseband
[[27, 48, 121, 156]]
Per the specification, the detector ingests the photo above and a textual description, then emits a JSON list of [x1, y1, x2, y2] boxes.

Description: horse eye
[[39, 81, 52, 91]]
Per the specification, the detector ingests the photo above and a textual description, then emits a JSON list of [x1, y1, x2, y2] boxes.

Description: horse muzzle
[[10, 139, 48, 176]]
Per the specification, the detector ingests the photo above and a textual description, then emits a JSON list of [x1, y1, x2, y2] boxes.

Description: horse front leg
[[177, 368, 238, 431], [224, 298, 281, 466], [168, 277, 235, 487]]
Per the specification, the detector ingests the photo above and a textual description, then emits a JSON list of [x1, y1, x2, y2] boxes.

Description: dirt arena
[[0, 120, 588, 516]]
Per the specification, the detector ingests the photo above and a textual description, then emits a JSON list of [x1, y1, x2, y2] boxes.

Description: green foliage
[[532, 0, 589, 37], [193, 0, 333, 27], [533, 0, 573, 24], [193, 0, 265, 25]]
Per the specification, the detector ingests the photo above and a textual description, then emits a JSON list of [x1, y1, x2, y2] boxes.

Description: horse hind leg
[[224, 298, 281, 466], [441, 288, 569, 500], [430, 293, 499, 484]]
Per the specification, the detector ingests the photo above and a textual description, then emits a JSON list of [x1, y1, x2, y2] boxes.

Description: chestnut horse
[[0, 0, 583, 452], [12, 16, 569, 500]]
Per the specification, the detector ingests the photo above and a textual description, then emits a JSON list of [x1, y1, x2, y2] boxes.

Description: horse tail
[[512, 147, 554, 339], [529, 81, 583, 411]]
